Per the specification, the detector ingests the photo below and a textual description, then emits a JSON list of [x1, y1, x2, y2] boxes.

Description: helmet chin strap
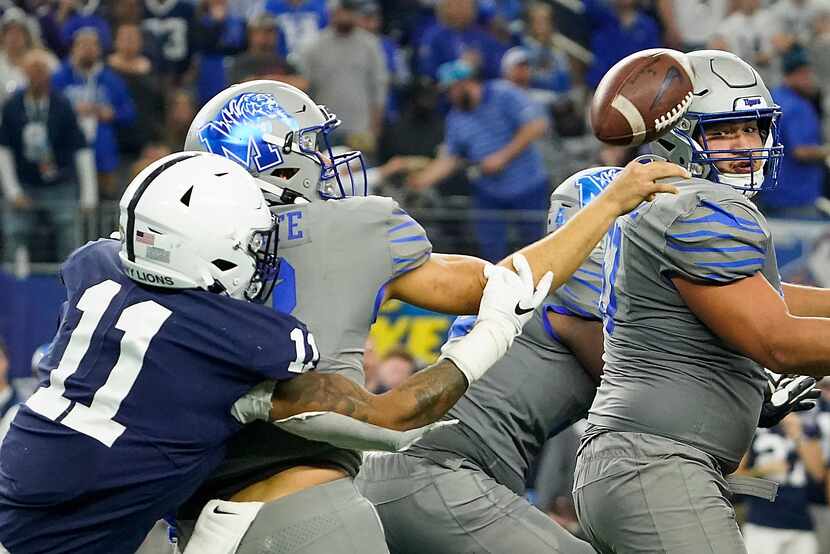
[[715, 167, 765, 198]]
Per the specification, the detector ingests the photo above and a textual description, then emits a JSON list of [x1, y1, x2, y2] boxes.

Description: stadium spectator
[[739, 414, 824, 554], [502, 46, 562, 110], [584, 0, 661, 90], [656, 0, 729, 51], [227, 13, 307, 91], [52, 27, 135, 199], [808, 381, 830, 554], [363, 336, 383, 393], [160, 88, 194, 152], [0, 341, 44, 442], [141, 0, 196, 83], [766, 0, 825, 54], [0, 8, 38, 106], [417, 0, 506, 81], [193, 0, 247, 106], [299, 0, 387, 153], [520, 3, 572, 97], [264, 0, 328, 57], [709, 0, 774, 81], [761, 47, 830, 219], [373, 348, 418, 394], [357, 1, 410, 124], [108, 23, 163, 163], [0, 48, 95, 262], [57, 0, 112, 54], [408, 59, 549, 261]]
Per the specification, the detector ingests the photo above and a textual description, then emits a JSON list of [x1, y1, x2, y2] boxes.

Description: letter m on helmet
[[197, 93, 291, 173]]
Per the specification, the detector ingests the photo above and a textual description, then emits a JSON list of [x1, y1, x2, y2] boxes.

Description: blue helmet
[[185, 80, 366, 203], [651, 50, 783, 197]]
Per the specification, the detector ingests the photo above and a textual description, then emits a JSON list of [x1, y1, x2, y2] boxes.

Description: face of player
[[700, 120, 764, 174]]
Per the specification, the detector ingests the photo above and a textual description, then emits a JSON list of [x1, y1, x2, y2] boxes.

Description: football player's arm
[[782, 282, 830, 317], [269, 256, 551, 432], [502, 159, 685, 288], [545, 311, 605, 384], [386, 253, 488, 314], [269, 359, 466, 431], [673, 272, 830, 376]]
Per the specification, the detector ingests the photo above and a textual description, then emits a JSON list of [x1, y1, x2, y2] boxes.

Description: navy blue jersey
[[745, 424, 820, 531], [805, 397, 830, 505], [0, 239, 317, 553], [142, 0, 196, 75]]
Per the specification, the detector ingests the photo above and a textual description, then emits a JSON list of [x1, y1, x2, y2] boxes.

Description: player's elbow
[[762, 334, 806, 374]]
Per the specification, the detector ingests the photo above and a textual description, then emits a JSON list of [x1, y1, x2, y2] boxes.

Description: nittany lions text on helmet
[[185, 80, 366, 204]]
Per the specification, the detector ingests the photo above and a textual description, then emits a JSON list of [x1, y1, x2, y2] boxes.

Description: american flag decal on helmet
[[136, 230, 156, 246]]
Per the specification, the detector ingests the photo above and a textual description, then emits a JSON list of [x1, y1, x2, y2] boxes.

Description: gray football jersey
[[588, 177, 778, 472], [180, 196, 432, 514], [409, 168, 618, 495]]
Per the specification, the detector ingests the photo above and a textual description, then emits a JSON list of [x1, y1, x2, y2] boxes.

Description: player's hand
[[602, 158, 688, 215], [478, 253, 553, 335], [757, 370, 820, 429]]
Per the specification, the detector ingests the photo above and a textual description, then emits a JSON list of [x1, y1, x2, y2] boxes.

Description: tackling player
[[175, 80, 685, 552], [0, 152, 549, 553], [573, 49, 830, 553]]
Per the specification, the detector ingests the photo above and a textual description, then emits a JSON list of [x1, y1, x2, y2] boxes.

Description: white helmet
[[118, 152, 279, 303], [184, 80, 366, 204], [650, 50, 783, 197]]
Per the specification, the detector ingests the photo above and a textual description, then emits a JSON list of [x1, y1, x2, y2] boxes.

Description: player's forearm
[[500, 195, 618, 289], [269, 360, 467, 431], [388, 253, 488, 314], [782, 282, 830, 317], [766, 316, 830, 375]]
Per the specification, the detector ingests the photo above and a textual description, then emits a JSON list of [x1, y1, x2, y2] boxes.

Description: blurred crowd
[[1, 0, 830, 265]]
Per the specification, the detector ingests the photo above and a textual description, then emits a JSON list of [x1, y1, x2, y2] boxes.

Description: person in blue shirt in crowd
[[761, 47, 830, 219], [0, 48, 96, 262], [739, 413, 825, 553], [59, 0, 112, 54], [265, 0, 328, 57], [193, 0, 247, 106], [583, 0, 661, 89], [408, 59, 549, 261], [141, 0, 196, 80], [418, 0, 507, 81], [52, 27, 135, 199]]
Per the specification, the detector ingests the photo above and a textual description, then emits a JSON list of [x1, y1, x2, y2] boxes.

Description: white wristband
[[438, 318, 514, 387]]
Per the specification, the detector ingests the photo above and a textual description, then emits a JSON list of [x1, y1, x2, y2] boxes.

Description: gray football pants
[[355, 451, 596, 554], [236, 477, 389, 554], [178, 478, 389, 554], [573, 431, 746, 554]]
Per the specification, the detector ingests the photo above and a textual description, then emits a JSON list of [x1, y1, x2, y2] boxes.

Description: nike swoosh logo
[[514, 304, 534, 316], [649, 66, 682, 111], [213, 506, 236, 515]]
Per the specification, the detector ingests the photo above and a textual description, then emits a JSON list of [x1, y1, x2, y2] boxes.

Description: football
[[591, 48, 694, 147]]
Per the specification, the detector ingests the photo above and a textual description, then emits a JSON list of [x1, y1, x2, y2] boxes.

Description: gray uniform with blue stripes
[[356, 168, 621, 554], [178, 196, 431, 552], [574, 177, 780, 554]]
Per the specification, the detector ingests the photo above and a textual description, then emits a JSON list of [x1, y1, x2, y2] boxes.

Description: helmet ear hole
[[180, 186, 193, 207], [657, 139, 676, 153], [212, 259, 237, 271]]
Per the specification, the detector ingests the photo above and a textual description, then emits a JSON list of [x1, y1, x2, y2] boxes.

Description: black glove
[[758, 371, 821, 429]]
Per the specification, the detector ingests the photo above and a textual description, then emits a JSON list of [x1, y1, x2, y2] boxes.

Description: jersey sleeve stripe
[[667, 230, 747, 241], [696, 258, 766, 269], [387, 219, 418, 235], [666, 240, 765, 254], [699, 199, 763, 227], [392, 208, 408, 215], [678, 213, 765, 234], [389, 235, 431, 244]]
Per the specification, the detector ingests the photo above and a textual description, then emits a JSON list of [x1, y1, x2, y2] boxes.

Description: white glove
[[440, 253, 553, 386]]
